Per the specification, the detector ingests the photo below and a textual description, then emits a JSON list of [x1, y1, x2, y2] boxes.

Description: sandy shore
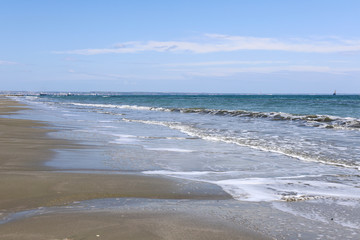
[[0, 210, 268, 240], [0, 97, 270, 240]]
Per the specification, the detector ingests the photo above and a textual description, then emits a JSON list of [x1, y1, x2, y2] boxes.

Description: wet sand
[[0, 210, 268, 240], [0, 97, 270, 240]]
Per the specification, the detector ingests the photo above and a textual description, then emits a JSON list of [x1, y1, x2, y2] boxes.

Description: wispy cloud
[[66, 65, 360, 82], [161, 60, 288, 67], [54, 34, 360, 55], [169, 65, 360, 77], [66, 70, 185, 81], [0, 60, 18, 65]]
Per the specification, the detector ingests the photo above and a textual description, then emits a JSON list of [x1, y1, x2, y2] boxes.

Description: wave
[[143, 171, 360, 203], [123, 118, 360, 170], [172, 108, 360, 130], [68, 102, 169, 112], [67, 102, 360, 131]]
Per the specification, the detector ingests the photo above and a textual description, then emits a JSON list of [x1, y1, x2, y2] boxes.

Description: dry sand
[[0, 97, 270, 240]]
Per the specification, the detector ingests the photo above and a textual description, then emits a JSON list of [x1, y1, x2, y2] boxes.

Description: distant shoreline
[[1, 91, 359, 96]]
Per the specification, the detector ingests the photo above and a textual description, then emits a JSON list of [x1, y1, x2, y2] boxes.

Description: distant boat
[[333, 90, 336, 96]]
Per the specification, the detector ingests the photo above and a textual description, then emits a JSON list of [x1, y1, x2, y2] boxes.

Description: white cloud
[[0, 60, 18, 65], [169, 65, 360, 77], [54, 34, 360, 55], [64, 64, 360, 82], [161, 60, 288, 67], [67, 71, 185, 81]]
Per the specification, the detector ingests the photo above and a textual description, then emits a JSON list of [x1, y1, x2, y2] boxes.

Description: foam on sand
[[143, 170, 360, 202]]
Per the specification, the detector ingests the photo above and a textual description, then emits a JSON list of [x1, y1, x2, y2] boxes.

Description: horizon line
[[1, 91, 359, 96]]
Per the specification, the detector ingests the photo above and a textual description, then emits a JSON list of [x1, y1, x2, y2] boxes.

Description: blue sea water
[[12, 94, 360, 236]]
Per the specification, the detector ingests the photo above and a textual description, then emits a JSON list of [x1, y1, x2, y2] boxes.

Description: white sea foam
[[69, 102, 167, 111], [123, 118, 360, 170], [143, 170, 214, 176], [67, 102, 360, 130], [215, 178, 278, 202], [111, 134, 139, 144], [214, 178, 360, 202], [24, 96, 39, 101], [143, 170, 360, 202], [138, 136, 189, 140], [144, 148, 195, 153]]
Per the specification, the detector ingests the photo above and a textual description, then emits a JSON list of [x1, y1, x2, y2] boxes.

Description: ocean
[[13, 94, 360, 237]]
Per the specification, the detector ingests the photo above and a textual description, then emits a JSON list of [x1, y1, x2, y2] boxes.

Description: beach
[[2, 94, 360, 240], [0, 97, 269, 239], [2, 0, 359, 239]]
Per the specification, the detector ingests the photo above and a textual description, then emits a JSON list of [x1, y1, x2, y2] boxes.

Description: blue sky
[[1, 0, 359, 93]]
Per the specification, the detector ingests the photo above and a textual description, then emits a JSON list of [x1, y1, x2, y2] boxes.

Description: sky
[[1, 0, 360, 93]]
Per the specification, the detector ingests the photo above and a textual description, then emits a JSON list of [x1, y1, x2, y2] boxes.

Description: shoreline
[[0, 97, 269, 240]]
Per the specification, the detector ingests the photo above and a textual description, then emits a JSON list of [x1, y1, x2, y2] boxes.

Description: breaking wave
[[68, 102, 360, 130], [123, 118, 360, 170]]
